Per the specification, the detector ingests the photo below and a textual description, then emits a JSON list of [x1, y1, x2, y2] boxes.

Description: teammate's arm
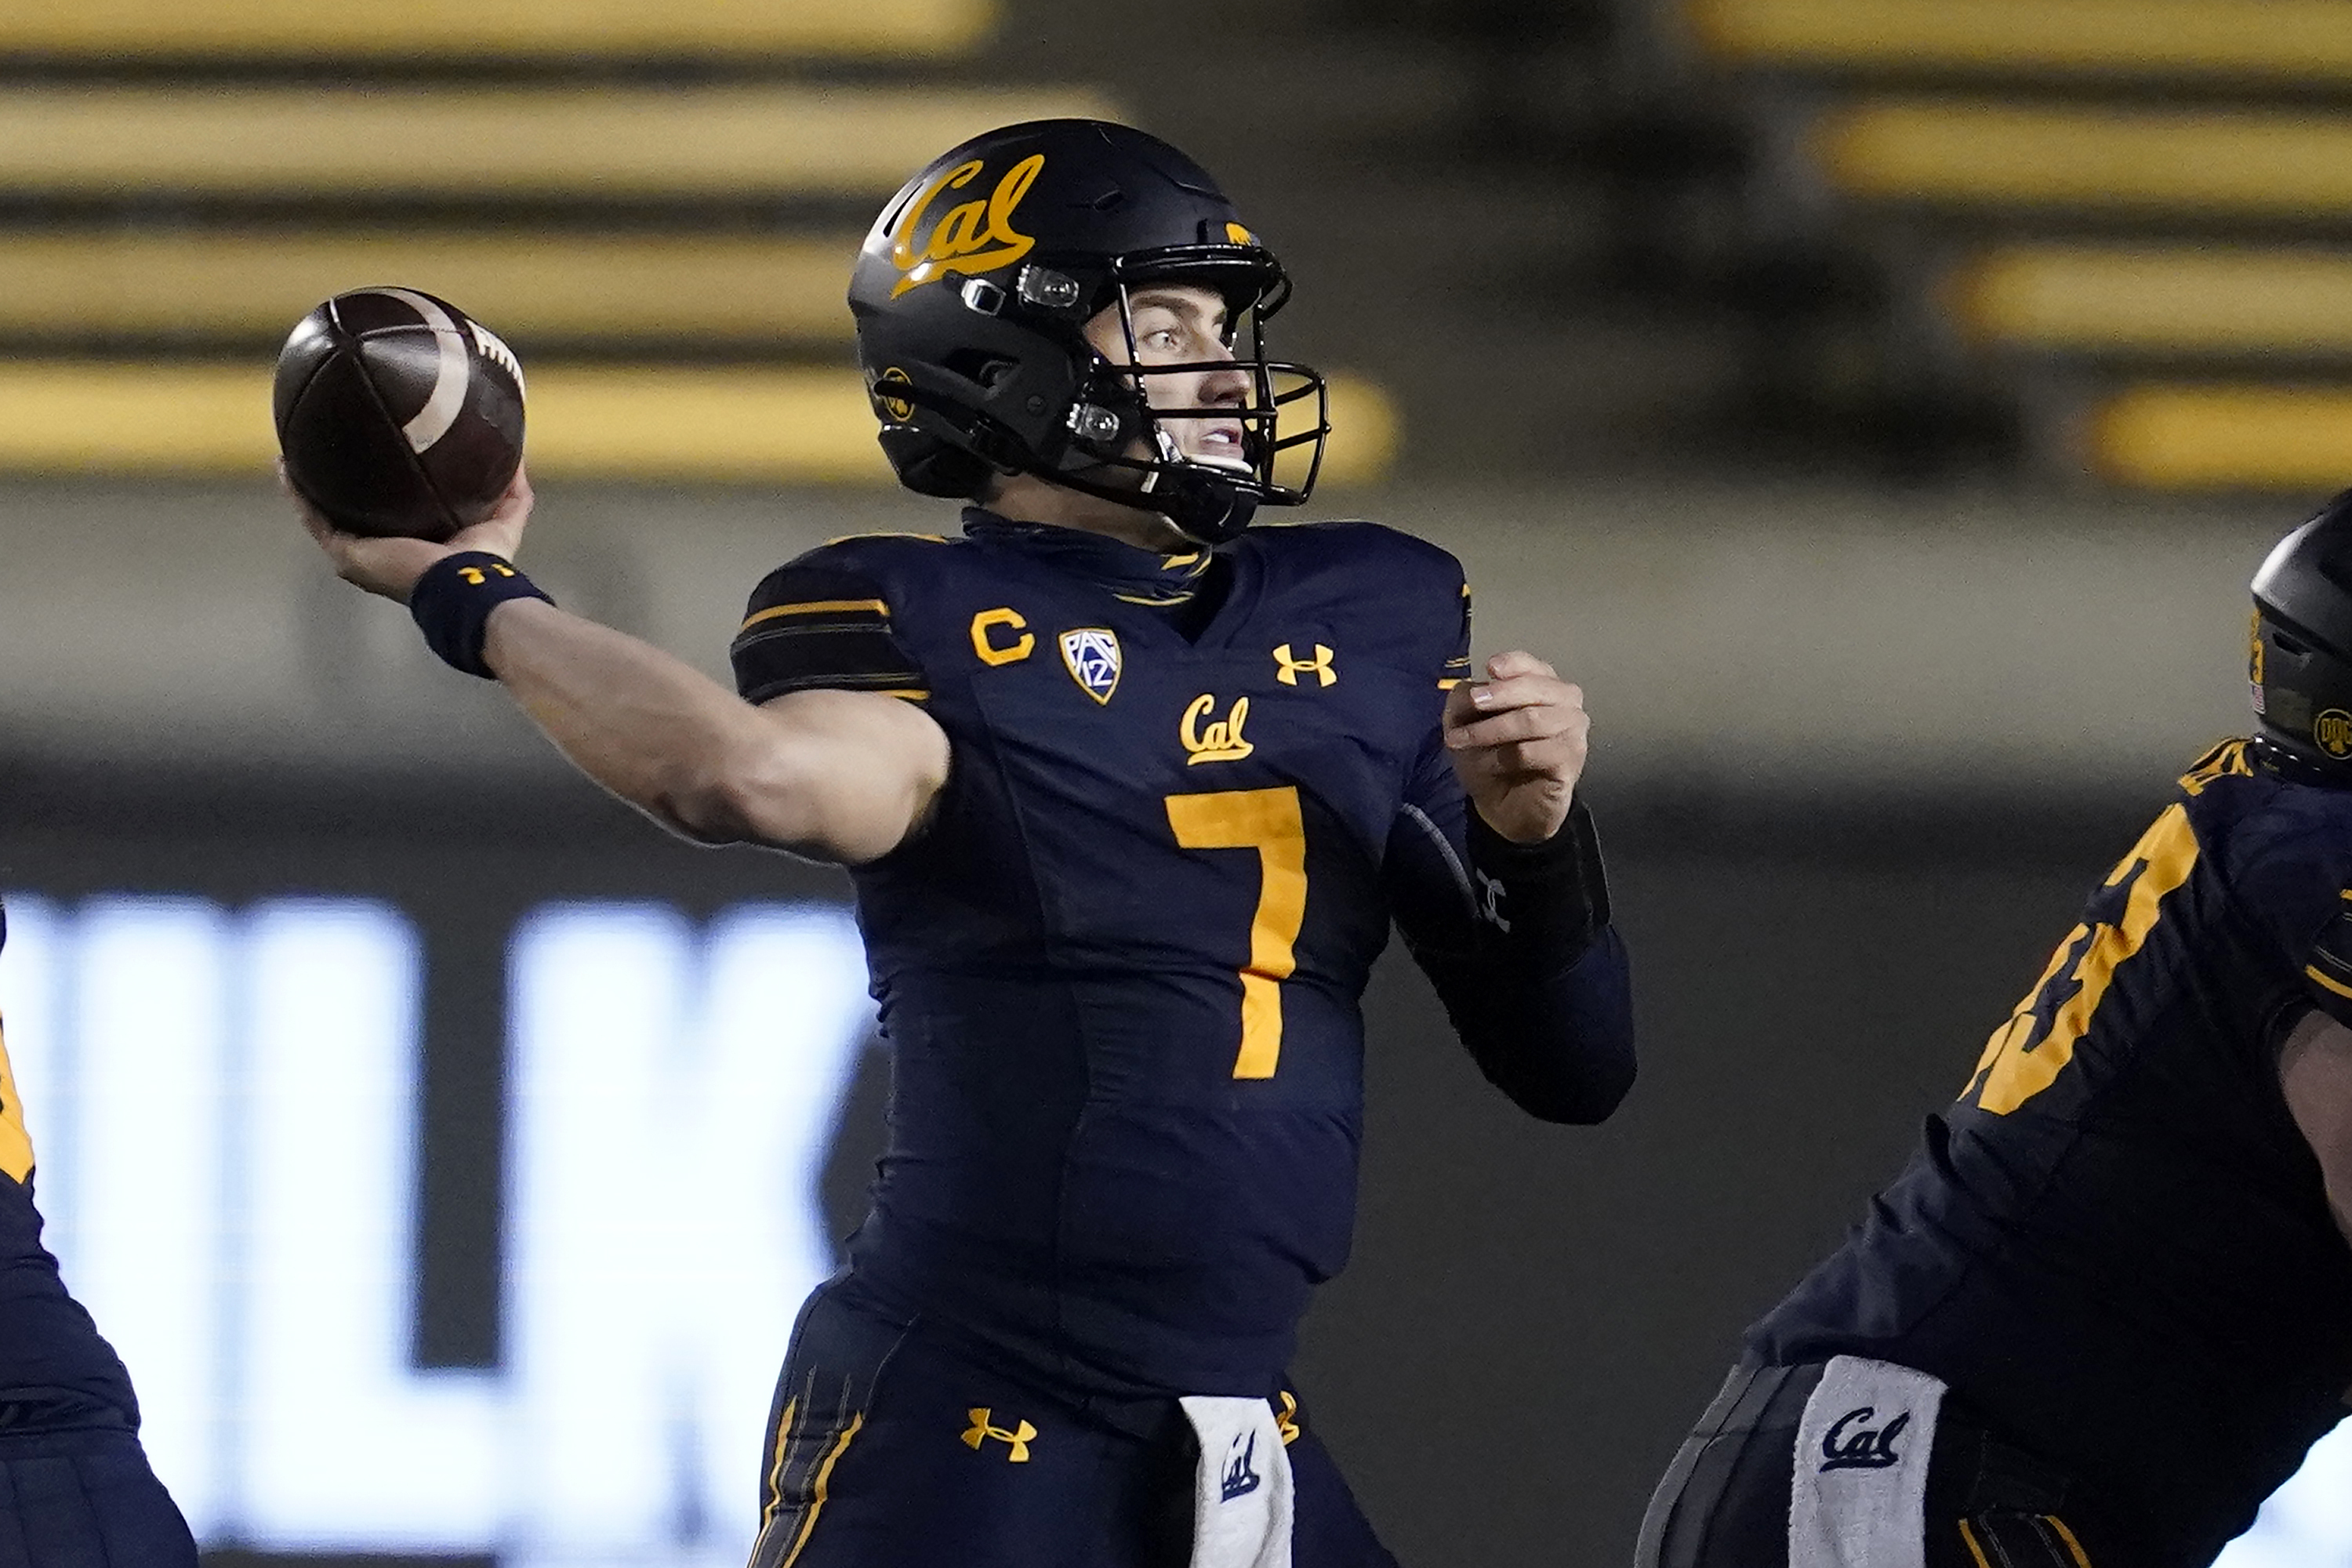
[[2277, 1007, 2352, 1406], [2280, 1010, 2352, 1251], [292, 466, 948, 863], [1388, 652, 1635, 1123]]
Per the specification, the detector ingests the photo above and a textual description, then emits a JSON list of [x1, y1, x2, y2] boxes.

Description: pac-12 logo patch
[[1059, 628, 1121, 704]]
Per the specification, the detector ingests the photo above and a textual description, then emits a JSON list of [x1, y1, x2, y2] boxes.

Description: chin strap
[[875, 372, 1275, 543], [2249, 733, 2352, 789], [1020, 449, 1261, 544]]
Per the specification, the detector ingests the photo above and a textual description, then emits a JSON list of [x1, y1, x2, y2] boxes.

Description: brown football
[[273, 288, 527, 541]]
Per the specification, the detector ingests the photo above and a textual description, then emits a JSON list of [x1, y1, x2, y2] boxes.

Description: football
[[274, 287, 527, 541]]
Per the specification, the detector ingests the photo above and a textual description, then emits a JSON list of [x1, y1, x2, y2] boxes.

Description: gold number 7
[[1164, 786, 1308, 1080]]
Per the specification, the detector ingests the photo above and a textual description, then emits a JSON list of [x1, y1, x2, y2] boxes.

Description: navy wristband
[[408, 552, 553, 678], [1465, 797, 1611, 959]]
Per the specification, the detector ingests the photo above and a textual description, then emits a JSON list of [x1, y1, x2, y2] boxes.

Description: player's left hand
[[1443, 651, 1589, 844]]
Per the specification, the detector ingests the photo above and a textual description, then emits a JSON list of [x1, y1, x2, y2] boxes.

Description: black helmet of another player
[[848, 118, 1330, 544], [2251, 488, 2352, 775]]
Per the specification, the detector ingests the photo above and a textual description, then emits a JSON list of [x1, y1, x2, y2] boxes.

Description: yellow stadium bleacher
[[0, 24, 1410, 485], [0, 85, 1120, 201], [1952, 245, 2352, 357], [1690, 0, 2352, 85], [1815, 99, 2352, 220], [2088, 383, 2352, 489], [0, 231, 863, 346], [0, 0, 997, 61], [0, 364, 1398, 488], [1691, 0, 2352, 488]]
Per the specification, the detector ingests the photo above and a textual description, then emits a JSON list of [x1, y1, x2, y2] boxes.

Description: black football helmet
[[848, 118, 1330, 544], [2251, 488, 2352, 776]]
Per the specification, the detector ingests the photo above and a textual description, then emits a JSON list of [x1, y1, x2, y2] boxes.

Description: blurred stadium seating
[[1675, 0, 2352, 490], [0, 0, 1000, 59], [0, 2, 1396, 485], [1689, 0, 2352, 83]]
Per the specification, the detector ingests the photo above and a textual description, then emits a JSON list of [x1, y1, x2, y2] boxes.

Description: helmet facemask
[[1040, 265, 1330, 545]]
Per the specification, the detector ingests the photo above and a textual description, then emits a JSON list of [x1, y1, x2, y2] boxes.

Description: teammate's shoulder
[[2188, 739, 2352, 906]]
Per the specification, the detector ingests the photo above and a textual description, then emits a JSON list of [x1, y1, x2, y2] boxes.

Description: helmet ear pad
[[877, 426, 995, 499], [2255, 612, 2352, 764], [858, 292, 1091, 497]]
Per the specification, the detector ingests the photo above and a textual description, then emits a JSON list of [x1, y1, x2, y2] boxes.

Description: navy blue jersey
[[0, 905, 140, 1422], [733, 511, 1635, 1400], [1750, 741, 2352, 1562]]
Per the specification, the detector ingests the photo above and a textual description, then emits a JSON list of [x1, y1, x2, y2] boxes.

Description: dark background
[[0, 758, 2148, 1568]]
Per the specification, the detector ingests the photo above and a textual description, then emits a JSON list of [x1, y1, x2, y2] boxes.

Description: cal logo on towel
[[1221, 1431, 1263, 1502], [1820, 1407, 1911, 1472]]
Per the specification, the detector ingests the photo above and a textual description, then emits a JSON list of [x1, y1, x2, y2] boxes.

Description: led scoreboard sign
[[2, 895, 873, 1566], [0, 895, 2346, 1564]]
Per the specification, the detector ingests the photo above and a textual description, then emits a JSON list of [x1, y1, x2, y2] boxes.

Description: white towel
[[1787, 1356, 1946, 1568], [1179, 1395, 1294, 1568]]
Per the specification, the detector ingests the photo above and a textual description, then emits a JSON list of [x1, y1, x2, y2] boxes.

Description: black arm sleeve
[[1385, 733, 1636, 1123], [729, 560, 928, 705]]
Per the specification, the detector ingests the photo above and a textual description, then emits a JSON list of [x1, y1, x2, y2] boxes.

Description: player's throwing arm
[[290, 460, 948, 865], [274, 292, 945, 865]]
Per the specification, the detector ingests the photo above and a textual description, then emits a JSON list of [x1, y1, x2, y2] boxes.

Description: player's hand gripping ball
[[273, 288, 526, 541]]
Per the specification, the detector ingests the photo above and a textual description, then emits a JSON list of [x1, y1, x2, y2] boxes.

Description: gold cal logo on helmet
[[2316, 709, 2352, 759], [890, 154, 1046, 299]]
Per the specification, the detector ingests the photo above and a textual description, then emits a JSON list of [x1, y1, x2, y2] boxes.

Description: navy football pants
[[747, 1276, 1399, 1568], [1638, 1363, 2157, 1568], [0, 1421, 196, 1568]]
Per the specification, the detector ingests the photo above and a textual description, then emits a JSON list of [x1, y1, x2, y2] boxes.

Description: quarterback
[[292, 120, 1635, 1566], [1638, 497, 2352, 1568]]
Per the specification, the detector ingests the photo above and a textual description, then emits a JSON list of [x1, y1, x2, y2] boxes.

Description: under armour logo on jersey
[[1220, 1430, 1262, 1502], [1474, 868, 1512, 933], [1819, 1407, 1910, 1472], [1059, 627, 1122, 704], [1274, 1390, 1302, 1446], [1272, 642, 1336, 688], [1181, 694, 1254, 764], [962, 1407, 1036, 1463]]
